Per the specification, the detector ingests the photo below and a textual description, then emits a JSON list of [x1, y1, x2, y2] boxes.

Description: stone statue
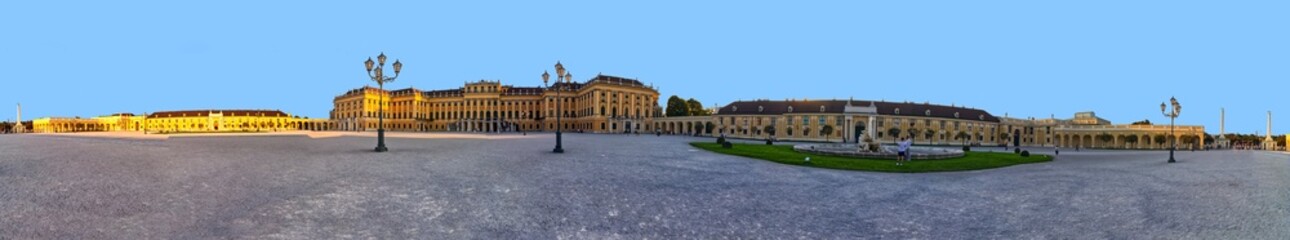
[[860, 134, 877, 152]]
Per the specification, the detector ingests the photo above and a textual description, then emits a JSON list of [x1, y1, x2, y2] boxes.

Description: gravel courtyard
[[1, 133, 1287, 239]]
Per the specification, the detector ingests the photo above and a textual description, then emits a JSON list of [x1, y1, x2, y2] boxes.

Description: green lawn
[[690, 142, 1052, 173]]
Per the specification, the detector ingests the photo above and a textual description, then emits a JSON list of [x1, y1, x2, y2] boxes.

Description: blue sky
[[1, 1, 1285, 135]]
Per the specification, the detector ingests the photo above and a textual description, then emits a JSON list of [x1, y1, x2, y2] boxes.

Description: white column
[[868, 115, 877, 141], [1267, 111, 1273, 141], [1220, 108, 1225, 135]]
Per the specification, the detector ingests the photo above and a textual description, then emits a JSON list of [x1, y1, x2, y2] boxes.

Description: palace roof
[[148, 110, 289, 118], [503, 87, 545, 96], [717, 100, 1000, 122], [587, 74, 648, 88]]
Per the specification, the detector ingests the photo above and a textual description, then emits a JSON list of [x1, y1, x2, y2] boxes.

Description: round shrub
[[721, 141, 733, 149], [717, 137, 726, 144], [962, 146, 971, 152], [1021, 150, 1031, 157], [1014, 148, 1022, 154]]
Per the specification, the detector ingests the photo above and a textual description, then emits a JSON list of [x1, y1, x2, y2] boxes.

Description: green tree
[[1096, 133, 1115, 148], [1181, 135, 1199, 145], [763, 125, 776, 137], [1153, 135, 1168, 146], [955, 131, 971, 145], [821, 125, 835, 142], [692, 123, 704, 136], [665, 95, 688, 117], [1130, 119, 1152, 125], [887, 128, 902, 143], [686, 98, 708, 116], [998, 132, 1010, 145], [924, 130, 936, 143], [907, 128, 921, 144], [704, 122, 715, 135], [1124, 135, 1139, 148]]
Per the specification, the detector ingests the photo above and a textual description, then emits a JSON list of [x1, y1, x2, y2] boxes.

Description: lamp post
[[365, 52, 402, 152], [1160, 96, 1181, 163], [543, 62, 569, 153]]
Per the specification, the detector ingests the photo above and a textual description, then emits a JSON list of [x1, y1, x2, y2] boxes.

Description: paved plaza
[[0, 133, 1287, 239]]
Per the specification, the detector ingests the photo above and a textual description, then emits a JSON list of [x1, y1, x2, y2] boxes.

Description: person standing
[[897, 137, 911, 166], [902, 137, 914, 163]]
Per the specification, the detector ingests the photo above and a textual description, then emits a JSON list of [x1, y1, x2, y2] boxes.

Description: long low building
[[330, 74, 661, 134], [31, 110, 333, 133], [653, 99, 1206, 150]]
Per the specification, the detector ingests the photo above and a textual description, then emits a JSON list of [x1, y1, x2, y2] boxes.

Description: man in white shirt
[[897, 137, 912, 165]]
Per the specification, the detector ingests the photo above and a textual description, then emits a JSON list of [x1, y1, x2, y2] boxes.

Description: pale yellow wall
[[331, 79, 660, 133]]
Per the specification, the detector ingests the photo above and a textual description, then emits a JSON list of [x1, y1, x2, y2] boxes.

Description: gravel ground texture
[[1, 133, 1287, 239]]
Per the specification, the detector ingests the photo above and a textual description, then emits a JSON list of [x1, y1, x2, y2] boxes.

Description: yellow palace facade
[[653, 99, 1206, 150], [330, 74, 661, 134], [31, 110, 331, 133]]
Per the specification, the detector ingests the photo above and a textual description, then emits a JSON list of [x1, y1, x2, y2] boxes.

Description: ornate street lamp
[[365, 52, 401, 152], [544, 61, 568, 153], [1161, 97, 1181, 163]]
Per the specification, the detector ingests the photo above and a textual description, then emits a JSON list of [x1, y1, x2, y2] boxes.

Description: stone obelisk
[[1215, 108, 1229, 148], [14, 103, 24, 133], [1264, 111, 1276, 150]]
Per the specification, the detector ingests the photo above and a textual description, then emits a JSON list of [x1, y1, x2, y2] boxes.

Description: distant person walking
[[897, 137, 912, 166]]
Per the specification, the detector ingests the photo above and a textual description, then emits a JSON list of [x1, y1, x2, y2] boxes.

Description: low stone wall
[[793, 144, 965, 160]]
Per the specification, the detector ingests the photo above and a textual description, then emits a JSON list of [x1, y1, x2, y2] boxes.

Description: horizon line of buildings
[[5, 69, 1280, 150]]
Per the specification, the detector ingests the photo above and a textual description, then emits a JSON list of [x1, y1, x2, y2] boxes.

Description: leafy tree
[[1096, 133, 1115, 147], [764, 125, 776, 137], [924, 130, 936, 143], [906, 128, 921, 144], [821, 125, 835, 141], [1181, 135, 1198, 144], [998, 132, 1010, 144], [955, 131, 971, 145], [692, 123, 704, 136], [665, 95, 688, 117], [705, 122, 715, 135], [686, 98, 709, 116], [887, 128, 902, 143], [1124, 135, 1139, 148], [1153, 135, 1168, 145], [1130, 119, 1152, 125]]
